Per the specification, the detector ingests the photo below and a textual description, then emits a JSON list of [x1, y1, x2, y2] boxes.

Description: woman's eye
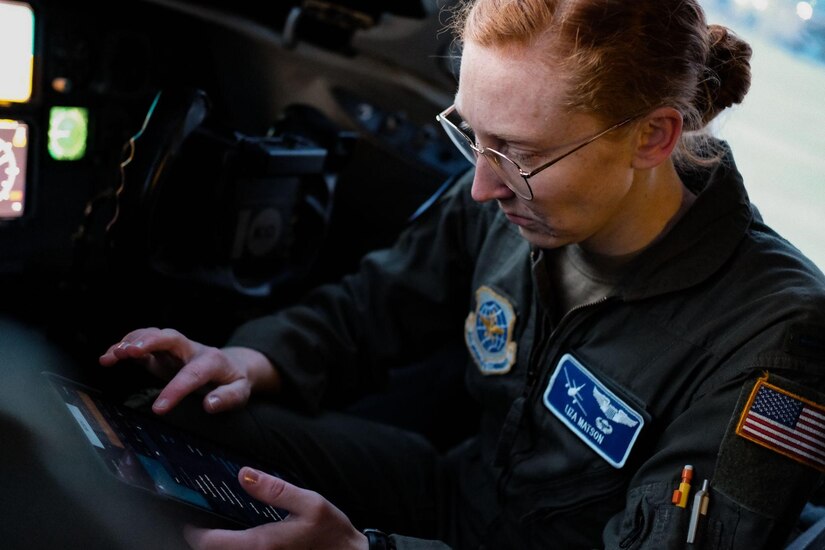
[[459, 121, 476, 141], [508, 150, 539, 164]]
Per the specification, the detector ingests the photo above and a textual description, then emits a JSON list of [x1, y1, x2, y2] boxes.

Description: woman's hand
[[184, 467, 369, 550], [99, 327, 280, 414]]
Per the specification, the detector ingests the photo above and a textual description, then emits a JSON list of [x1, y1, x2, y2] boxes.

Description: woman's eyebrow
[[454, 102, 560, 149]]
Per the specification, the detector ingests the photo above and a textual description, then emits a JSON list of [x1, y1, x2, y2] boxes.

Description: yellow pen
[[671, 465, 693, 508], [687, 479, 710, 543]]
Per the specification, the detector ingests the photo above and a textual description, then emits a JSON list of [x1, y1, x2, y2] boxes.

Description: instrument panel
[[0, 0, 467, 352]]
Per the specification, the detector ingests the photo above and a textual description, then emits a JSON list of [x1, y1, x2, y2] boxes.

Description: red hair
[[449, 0, 752, 165]]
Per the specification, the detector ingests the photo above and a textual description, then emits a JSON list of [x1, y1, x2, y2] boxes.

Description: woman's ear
[[632, 107, 683, 169]]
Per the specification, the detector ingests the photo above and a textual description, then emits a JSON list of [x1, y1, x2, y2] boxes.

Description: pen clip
[[686, 479, 710, 544]]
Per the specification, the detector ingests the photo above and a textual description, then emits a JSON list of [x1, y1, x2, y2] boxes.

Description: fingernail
[[242, 468, 261, 484], [133, 340, 144, 348], [206, 395, 221, 411], [116, 341, 130, 350], [153, 398, 169, 411]]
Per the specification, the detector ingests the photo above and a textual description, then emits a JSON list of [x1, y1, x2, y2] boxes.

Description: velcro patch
[[785, 325, 825, 360], [736, 377, 825, 472], [543, 354, 644, 468]]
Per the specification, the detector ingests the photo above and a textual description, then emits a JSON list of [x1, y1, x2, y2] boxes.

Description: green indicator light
[[48, 106, 89, 161]]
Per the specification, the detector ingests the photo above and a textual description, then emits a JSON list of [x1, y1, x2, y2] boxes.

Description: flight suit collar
[[618, 141, 753, 300]]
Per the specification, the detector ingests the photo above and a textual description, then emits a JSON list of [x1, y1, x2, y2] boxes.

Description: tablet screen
[[45, 372, 289, 527]]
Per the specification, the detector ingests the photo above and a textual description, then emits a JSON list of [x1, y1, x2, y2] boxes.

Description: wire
[[105, 90, 163, 232]]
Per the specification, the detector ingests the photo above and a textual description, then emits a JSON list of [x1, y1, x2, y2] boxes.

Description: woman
[[102, 0, 825, 548]]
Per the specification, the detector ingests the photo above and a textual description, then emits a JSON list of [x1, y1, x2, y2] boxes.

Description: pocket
[[606, 481, 784, 550], [607, 482, 691, 550], [513, 468, 630, 550]]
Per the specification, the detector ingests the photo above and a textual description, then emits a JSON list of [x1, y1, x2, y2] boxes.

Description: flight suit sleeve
[[602, 349, 825, 549], [391, 535, 453, 549], [226, 172, 482, 412]]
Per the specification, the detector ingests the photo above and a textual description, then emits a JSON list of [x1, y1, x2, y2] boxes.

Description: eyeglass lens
[[438, 111, 532, 199]]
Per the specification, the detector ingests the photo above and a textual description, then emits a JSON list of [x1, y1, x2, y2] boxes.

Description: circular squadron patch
[[465, 285, 517, 375]]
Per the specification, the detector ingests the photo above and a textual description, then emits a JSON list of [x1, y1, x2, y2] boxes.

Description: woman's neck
[[581, 160, 693, 257]]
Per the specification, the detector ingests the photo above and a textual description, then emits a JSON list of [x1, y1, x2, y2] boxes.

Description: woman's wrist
[[223, 346, 282, 394]]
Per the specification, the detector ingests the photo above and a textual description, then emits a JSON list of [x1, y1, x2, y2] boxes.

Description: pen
[[671, 464, 693, 508], [687, 479, 710, 543]]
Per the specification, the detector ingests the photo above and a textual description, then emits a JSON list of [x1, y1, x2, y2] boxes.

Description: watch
[[362, 528, 395, 550]]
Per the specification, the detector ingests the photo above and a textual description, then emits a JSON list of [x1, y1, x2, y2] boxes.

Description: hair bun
[[699, 24, 753, 123]]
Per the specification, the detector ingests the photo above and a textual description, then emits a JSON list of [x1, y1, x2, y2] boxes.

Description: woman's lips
[[503, 210, 533, 226]]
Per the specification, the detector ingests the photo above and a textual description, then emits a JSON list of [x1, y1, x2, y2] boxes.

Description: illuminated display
[[48, 107, 89, 161], [0, 119, 28, 219], [0, 1, 35, 103]]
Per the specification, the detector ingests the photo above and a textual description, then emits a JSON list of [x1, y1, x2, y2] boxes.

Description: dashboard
[[0, 0, 469, 355]]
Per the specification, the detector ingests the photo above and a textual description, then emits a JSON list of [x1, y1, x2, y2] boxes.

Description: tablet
[[44, 372, 290, 528]]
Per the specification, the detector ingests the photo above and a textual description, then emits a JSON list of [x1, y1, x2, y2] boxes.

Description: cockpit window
[[706, 0, 825, 269]]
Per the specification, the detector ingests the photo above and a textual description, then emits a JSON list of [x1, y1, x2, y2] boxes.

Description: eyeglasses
[[436, 104, 640, 200]]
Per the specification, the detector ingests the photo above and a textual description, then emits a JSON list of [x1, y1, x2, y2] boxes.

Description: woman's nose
[[470, 155, 516, 203]]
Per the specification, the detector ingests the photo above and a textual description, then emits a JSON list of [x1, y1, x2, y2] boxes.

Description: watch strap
[[363, 528, 395, 550]]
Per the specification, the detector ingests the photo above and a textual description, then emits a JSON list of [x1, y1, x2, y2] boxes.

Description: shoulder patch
[[464, 286, 517, 375], [736, 376, 825, 472], [543, 354, 645, 468]]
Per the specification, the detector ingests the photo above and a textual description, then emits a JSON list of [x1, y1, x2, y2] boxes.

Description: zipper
[[618, 505, 645, 549], [524, 295, 613, 402], [496, 293, 617, 496]]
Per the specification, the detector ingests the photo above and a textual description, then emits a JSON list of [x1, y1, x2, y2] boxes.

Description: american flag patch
[[736, 378, 825, 471]]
